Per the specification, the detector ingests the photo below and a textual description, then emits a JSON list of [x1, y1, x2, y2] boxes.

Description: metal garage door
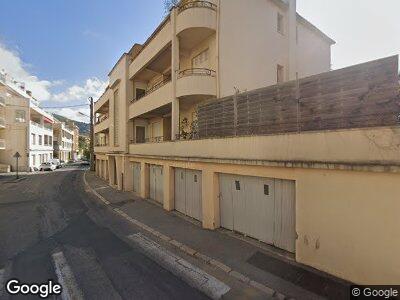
[[175, 168, 202, 221], [219, 174, 296, 253], [149, 165, 163, 204], [132, 162, 141, 194]]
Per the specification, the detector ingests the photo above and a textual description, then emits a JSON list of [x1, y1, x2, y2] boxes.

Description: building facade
[[0, 72, 55, 172], [93, 0, 400, 285], [53, 120, 74, 162]]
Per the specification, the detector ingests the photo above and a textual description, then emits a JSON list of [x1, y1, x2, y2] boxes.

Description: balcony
[[30, 120, 52, 132], [0, 117, 5, 129], [0, 139, 5, 150], [129, 80, 173, 119], [94, 116, 110, 134], [176, 68, 217, 98], [129, 19, 172, 79], [176, 1, 217, 36]]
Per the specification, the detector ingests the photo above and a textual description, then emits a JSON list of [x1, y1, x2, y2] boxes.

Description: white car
[[49, 159, 62, 169], [39, 162, 57, 171]]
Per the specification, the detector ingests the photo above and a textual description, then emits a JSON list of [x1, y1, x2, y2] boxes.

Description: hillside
[[53, 114, 90, 135]]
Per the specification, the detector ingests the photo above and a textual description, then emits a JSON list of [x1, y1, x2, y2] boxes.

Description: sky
[[0, 0, 399, 123]]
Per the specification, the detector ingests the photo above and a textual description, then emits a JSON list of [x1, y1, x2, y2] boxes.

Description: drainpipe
[[287, 0, 297, 81]]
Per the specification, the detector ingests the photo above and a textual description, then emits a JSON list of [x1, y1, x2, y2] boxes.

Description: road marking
[[128, 233, 230, 300], [52, 251, 84, 300], [84, 171, 281, 298], [94, 186, 109, 191]]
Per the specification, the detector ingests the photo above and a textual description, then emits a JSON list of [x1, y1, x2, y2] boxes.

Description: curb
[[83, 171, 288, 299], [129, 233, 230, 299]]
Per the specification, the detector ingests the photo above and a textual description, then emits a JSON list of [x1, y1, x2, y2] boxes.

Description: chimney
[[20, 82, 25, 90], [26, 90, 32, 97]]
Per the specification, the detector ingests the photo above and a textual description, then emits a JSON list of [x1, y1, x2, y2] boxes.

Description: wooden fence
[[197, 56, 400, 138]]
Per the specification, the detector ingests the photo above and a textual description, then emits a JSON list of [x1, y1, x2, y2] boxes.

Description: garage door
[[149, 165, 163, 204], [132, 162, 141, 194], [219, 174, 296, 253], [175, 168, 202, 221]]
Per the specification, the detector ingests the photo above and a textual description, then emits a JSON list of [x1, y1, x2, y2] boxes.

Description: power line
[[42, 103, 88, 109]]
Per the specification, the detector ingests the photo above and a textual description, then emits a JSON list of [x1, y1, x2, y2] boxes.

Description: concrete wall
[[113, 154, 400, 285], [218, 0, 332, 97]]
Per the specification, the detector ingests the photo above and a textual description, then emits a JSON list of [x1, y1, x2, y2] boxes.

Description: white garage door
[[219, 174, 296, 253], [132, 162, 141, 194], [175, 168, 202, 221], [149, 165, 163, 204]]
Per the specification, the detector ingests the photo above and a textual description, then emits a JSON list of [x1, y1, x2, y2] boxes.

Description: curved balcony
[[176, 68, 217, 98], [176, 1, 217, 36]]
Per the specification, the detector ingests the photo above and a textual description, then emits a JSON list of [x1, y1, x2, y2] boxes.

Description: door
[[175, 168, 186, 214], [136, 126, 145, 143], [113, 159, 117, 186], [174, 168, 202, 221], [132, 162, 141, 194], [185, 169, 202, 221], [149, 165, 163, 204], [219, 174, 296, 253]]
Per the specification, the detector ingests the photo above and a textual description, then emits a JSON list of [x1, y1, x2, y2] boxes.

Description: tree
[[164, 0, 180, 13]]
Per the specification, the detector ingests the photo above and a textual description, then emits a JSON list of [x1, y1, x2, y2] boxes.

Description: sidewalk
[[85, 171, 351, 300]]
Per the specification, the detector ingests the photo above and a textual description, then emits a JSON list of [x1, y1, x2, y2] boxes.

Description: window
[[135, 88, 146, 100], [44, 135, 48, 145], [192, 49, 209, 68], [49, 136, 53, 145], [235, 180, 241, 191], [277, 12, 284, 34], [32, 155, 36, 165], [15, 110, 26, 123], [277, 64, 284, 83], [38, 135, 43, 145], [264, 184, 270, 196], [31, 133, 36, 145]]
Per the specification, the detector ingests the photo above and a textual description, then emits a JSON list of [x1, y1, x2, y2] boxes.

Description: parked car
[[60, 160, 66, 167], [50, 159, 62, 169], [39, 162, 57, 171]]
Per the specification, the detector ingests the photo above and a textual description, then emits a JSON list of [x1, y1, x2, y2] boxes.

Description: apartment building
[[67, 121, 80, 160], [0, 72, 55, 172], [53, 120, 74, 162], [94, 0, 400, 285]]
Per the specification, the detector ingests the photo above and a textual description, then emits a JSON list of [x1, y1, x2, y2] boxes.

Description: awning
[[43, 117, 54, 124]]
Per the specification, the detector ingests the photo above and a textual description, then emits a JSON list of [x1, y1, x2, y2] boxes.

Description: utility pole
[[89, 96, 95, 171]]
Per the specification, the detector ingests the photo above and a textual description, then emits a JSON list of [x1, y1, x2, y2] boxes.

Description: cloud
[[47, 107, 91, 123], [0, 41, 108, 123], [52, 78, 108, 103], [0, 43, 53, 100]]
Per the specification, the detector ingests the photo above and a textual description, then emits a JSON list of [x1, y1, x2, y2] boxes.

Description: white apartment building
[[53, 120, 74, 162], [0, 71, 55, 172]]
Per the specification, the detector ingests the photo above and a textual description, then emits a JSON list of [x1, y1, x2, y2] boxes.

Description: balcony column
[[171, 7, 180, 140]]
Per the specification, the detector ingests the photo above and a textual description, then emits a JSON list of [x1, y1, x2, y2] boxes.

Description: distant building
[[0, 71, 54, 172], [53, 119, 74, 162]]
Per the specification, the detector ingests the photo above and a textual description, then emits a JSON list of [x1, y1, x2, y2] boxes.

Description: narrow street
[[0, 167, 209, 299]]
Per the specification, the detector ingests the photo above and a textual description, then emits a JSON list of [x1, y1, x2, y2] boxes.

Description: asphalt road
[[0, 167, 208, 299]]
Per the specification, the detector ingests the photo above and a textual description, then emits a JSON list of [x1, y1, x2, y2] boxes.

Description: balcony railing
[[95, 142, 109, 147], [132, 77, 172, 102], [30, 120, 52, 132], [177, 68, 216, 79], [131, 136, 166, 144], [0, 139, 5, 149], [96, 115, 109, 124], [178, 1, 217, 13]]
